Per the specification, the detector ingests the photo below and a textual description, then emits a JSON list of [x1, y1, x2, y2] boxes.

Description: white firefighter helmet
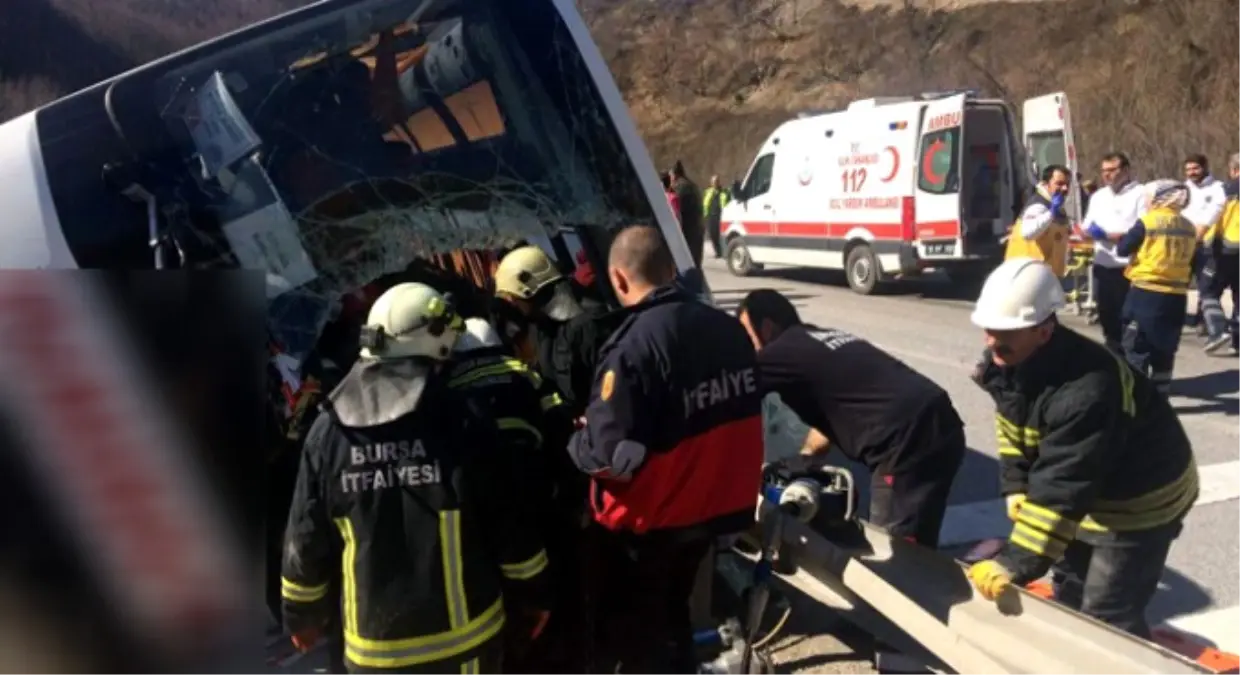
[[495, 245, 563, 300], [970, 257, 1065, 331], [359, 282, 465, 361], [454, 317, 504, 354]]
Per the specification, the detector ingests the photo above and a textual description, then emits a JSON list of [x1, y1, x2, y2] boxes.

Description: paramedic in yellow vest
[[1006, 164, 1072, 277], [703, 175, 731, 260], [1115, 181, 1197, 393], [1199, 152, 1240, 354]]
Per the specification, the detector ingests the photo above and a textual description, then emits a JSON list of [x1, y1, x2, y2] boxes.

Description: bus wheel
[[726, 237, 761, 277], [845, 243, 880, 295]]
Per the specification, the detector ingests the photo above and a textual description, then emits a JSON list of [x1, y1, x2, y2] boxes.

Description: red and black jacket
[[567, 284, 764, 540]]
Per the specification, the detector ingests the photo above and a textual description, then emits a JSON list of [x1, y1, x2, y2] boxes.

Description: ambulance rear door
[[913, 92, 966, 260], [1022, 92, 1081, 226]]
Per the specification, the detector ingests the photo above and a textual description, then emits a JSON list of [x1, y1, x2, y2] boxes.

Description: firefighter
[[492, 245, 624, 416], [1200, 155, 1240, 354], [1006, 164, 1072, 278], [967, 258, 1198, 640], [280, 282, 551, 674], [1114, 180, 1198, 393], [568, 225, 764, 673], [448, 317, 588, 673]]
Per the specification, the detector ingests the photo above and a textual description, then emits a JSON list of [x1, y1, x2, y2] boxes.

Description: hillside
[[0, 0, 1235, 180]]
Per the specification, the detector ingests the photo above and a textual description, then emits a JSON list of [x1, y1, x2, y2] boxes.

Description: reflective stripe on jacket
[[978, 325, 1197, 584]]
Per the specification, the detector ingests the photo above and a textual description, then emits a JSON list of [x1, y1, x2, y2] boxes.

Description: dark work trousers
[[1051, 519, 1183, 639], [1186, 247, 1207, 327], [706, 214, 724, 259], [684, 224, 706, 269], [1201, 252, 1239, 346], [586, 526, 712, 674], [507, 516, 589, 674], [868, 428, 965, 674], [1093, 265, 1132, 353], [1122, 288, 1188, 394], [868, 427, 967, 549]]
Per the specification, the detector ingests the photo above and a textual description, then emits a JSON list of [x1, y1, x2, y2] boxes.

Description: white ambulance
[[720, 90, 1081, 294]]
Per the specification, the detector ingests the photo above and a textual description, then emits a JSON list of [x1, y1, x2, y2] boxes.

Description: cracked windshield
[[138, 0, 649, 363]]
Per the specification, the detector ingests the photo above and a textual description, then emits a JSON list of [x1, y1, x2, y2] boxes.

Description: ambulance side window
[[743, 153, 776, 199], [917, 128, 960, 195]]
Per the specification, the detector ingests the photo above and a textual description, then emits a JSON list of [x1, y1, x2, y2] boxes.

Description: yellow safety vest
[[702, 187, 730, 213], [1203, 196, 1239, 252], [1125, 207, 1197, 294], [1006, 193, 1070, 278]]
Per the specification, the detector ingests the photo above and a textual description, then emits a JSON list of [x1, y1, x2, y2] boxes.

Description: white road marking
[[938, 460, 1240, 547], [1162, 605, 1240, 654]]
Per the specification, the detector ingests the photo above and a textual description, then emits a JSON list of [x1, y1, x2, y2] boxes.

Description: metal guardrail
[[751, 500, 1212, 675]]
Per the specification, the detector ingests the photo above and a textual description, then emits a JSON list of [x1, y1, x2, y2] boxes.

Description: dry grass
[[584, 0, 1239, 182], [1, 0, 1235, 184]]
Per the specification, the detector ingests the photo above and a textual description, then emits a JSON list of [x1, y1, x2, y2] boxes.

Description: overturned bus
[[0, 0, 704, 669]]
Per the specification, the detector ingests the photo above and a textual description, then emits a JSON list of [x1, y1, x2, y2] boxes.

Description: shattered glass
[[111, 0, 658, 368]]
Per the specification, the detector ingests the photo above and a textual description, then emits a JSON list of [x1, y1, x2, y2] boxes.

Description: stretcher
[[1063, 237, 1098, 323]]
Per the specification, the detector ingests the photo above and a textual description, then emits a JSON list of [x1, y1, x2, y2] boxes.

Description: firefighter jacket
[[1119, 206, 1198, 295], [446, 347, 583, 517], [977, 325, 1198, 584], [1203, 180, 1239, 254], [281, 360, 549, 672], [447, 348, 567, 452], [1006, 188, 1071, 278], [567, 284, 764, 540], [533, 305, 631, 418]]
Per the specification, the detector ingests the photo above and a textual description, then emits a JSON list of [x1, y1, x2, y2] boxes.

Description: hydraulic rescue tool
[[699, 459, 858, 674]]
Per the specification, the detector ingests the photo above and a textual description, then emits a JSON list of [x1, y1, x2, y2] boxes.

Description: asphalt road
[[702, 255, 1239, 672], [267, 256, 1238, 674]]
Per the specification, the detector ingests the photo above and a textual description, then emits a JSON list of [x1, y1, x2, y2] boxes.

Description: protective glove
[[967, 559, 1013, 601], [1085, 222, 1108, 241], [1049, 192, 1066, 217], [1005, 493, 1026, 521], [529, 609, 551, 640], [291, 626, 323, 653]]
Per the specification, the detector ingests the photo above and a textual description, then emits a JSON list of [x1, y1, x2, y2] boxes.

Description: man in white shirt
[[1181, 154, 1228, 332], [1082, 152, 1147, 353]]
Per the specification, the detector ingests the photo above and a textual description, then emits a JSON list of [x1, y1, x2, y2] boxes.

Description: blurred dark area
[[0, 270, 266, 672]]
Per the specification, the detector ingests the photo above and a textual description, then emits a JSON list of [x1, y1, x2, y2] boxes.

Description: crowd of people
[[273, 225, 769, 674], [1007, 151, 1239, 394], [267, 147, 1235, 674]]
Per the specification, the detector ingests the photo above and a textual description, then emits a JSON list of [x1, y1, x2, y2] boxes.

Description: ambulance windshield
[[94, 0, 653, 359]]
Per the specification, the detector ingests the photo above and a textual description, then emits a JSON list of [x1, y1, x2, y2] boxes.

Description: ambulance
[[720, 90, 1080, 294]]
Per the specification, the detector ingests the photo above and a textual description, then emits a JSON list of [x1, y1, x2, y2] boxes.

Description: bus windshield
[[71, 0, 655, 360]]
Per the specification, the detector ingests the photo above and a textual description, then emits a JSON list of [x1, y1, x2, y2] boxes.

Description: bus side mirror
[[732, 180, 745, 202]]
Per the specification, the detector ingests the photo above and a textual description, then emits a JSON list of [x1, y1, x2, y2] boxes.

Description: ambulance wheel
[[726, 237, 762, 277], [845, 243, 880, 295]]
